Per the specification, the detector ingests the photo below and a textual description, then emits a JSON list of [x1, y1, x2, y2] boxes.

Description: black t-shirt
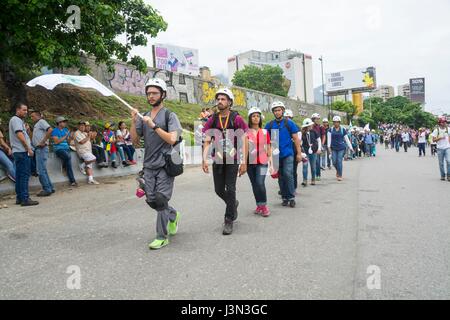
[[301, 130, 319, 154]]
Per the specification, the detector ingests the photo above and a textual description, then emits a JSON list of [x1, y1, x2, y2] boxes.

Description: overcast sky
[[129, 0, 450, 114]]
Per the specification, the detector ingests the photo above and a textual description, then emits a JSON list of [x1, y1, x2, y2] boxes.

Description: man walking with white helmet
[[202, 88, 248, 235], [431, 116, 450, 181], [130, 78, 183, 250], [265, 101, 302, 208], [321, 118, 331, 169]]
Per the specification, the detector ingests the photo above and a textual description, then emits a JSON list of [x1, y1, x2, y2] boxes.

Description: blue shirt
[[265, 119, 299, 159], [51, 127, 70, 152], [364, 134, 374, 144], [330, 127, 348, 151]]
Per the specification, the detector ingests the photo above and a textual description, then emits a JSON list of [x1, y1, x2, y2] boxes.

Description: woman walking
[[327, 116, 354, 182], [300, 118, 321, 186], [247, 107, 273, 217]]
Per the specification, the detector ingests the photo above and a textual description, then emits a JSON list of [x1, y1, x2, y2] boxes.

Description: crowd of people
[[0, 107, 138, 206], [378, 119, 450, 180], [2, 76, 448, 251]]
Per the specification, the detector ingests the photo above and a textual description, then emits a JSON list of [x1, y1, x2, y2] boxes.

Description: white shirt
[[401, 132, 410, 142], [418, 132, 427, 144], [431, 127, 450, 150]]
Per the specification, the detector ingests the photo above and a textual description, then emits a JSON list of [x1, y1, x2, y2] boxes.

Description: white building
[[227, 49, 314, 103], [398, 84, 411, 99], [370, 85, 395, 102]]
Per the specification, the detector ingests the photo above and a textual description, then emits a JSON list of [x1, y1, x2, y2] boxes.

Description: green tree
[[0, 0, 167, 104], [331, 101, 357, 124], [232, 65, 288, 97]]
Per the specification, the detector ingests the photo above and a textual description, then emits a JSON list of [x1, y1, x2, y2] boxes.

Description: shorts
[[79, 152, 97, 162]]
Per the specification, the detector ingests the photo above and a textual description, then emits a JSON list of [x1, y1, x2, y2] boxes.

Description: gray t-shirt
[[9, 116, 31, 153], [135, 108, 182, 170], [32, 119, 51, 147]]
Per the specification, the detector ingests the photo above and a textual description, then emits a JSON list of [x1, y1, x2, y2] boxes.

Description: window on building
[[179, 92, 188, 103], [179, 74, 186, 85]]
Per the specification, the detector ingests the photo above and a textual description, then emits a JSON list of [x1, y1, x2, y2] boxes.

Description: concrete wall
[[61, 56, 344, 121], [0, 146, 203, 195]]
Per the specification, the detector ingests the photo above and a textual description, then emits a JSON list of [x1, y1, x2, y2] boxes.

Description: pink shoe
[[261, 205, 270, 217], [254, 205, 263, 215]]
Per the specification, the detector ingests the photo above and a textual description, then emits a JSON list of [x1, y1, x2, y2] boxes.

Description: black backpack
[[143, 109, 184, 177]]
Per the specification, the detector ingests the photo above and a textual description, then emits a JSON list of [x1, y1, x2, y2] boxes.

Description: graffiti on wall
[[246, 91, 271, 112], [231, 88, 246, 107], [199, 82, 217, 105]]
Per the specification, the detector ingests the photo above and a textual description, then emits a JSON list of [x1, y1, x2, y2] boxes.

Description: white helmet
[[271, 101, 285, 111], [302, 118, 314, 128], [248, 107, 262, 117], [284, 109, 294, 118], [311, 113, 320, 119], [145, 78, 167, 92], [215, 88, 234, 102], [333, 116, 342, 122], [322, 118, 329, 123]]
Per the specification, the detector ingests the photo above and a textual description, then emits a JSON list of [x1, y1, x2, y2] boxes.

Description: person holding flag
[[130, 78, 183, 250]]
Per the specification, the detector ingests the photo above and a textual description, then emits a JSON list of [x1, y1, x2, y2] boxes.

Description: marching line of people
[[128, 79, 372, 250]]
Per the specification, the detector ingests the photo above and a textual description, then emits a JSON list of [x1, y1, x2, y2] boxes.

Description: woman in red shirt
[[247, 107, 273, 217]]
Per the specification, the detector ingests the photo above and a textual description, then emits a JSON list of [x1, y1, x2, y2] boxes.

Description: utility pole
[[319, 55, 331, 119]]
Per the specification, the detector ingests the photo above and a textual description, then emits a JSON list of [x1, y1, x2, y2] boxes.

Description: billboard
[[153, 44, 199, 76], [326, 67, 376, 94], [409, 78, 425, 104]]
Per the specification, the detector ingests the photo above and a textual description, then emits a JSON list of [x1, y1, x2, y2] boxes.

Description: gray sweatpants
[[144, 168, 178, 240]]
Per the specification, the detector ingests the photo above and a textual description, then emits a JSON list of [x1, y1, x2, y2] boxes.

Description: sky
[[127, 0, 450, 114]]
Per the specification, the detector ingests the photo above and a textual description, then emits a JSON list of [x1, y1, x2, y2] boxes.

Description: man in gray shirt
[[31, 111, 55, 197], [130, 78, 183, 250], [9, 103, 39, 206]]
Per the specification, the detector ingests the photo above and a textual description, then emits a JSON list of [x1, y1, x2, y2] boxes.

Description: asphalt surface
[[0, 145, 449, 300]]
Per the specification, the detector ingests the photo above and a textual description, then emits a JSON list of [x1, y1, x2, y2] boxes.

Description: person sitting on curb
[[74, 121, 100, 185], [102, 122, 118, 168], [51, 116, 78, 187]]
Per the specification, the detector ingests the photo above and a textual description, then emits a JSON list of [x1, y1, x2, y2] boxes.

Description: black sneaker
[[233, 200, 239, 221], [282, 200, 289, 207], [278, 190, 282, 195], [112, 162, 118, 169], [21, 199, 39, 207], [289, 200, 296, 208], [122, 161, 130, 167], [16, 200, 21, 205], [441, 177, 446, 181], [37, 191, 52, 197], [223, 220, 233, 235]]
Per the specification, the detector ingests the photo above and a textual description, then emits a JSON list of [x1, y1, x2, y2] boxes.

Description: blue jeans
[[13, 152, 31, 202], [437, 148, 450, 178], [119, 144, 135, 161], [278, 156, 295, 201], [332, 149, 346, 177], [302, 153, 317, 181], [418, 143, 426, 156], [315, 153, 321, 177], [0, 149, 16, 180], [321, 149, 331, 168], [247, 164, 268, 206], [35, 146, 54, 193], [55, 149, 76, 183]]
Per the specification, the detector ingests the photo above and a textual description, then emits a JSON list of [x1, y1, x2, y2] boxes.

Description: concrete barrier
[[0, 145, 203, 195]]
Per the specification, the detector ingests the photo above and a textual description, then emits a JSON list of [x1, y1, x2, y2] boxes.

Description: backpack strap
[[164, 108, 183, 146], [283, 119, 293, 136]]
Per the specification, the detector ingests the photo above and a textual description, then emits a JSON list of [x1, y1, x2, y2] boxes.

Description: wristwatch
[[153, 124, 160, 130]]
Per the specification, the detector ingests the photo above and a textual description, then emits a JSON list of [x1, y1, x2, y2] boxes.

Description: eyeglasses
[[146, 92, 160, 97]]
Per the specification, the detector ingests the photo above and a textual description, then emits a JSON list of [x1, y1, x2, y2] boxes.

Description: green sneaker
[[168, 211, 181, 236], [149, 238, 169, 250]]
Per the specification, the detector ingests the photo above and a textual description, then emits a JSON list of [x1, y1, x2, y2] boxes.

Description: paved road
[[1, 146, 449, 300]]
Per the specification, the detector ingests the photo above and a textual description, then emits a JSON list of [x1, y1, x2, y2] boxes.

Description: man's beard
[[150, 97, 164, 107]]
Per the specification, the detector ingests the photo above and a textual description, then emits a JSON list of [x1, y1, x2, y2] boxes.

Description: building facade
[[370, 85, 395, 102], [398, 84, 411, 99], [227, 49, 314, 103]]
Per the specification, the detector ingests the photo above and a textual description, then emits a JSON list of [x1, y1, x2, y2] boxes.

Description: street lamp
[[319, 55, 331, 119]]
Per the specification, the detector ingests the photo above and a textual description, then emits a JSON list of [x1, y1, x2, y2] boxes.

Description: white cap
[[302, 118, 314, 128], [215, 88, 234, 102], [271, 101, 286, 111], [322, 118, 329, 123], [311, 113, 320, 119], [248, 107, 264, 119], [145, 78, 167, 92], [333, 116, 342, 122], [284, 109, 294, 118]]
